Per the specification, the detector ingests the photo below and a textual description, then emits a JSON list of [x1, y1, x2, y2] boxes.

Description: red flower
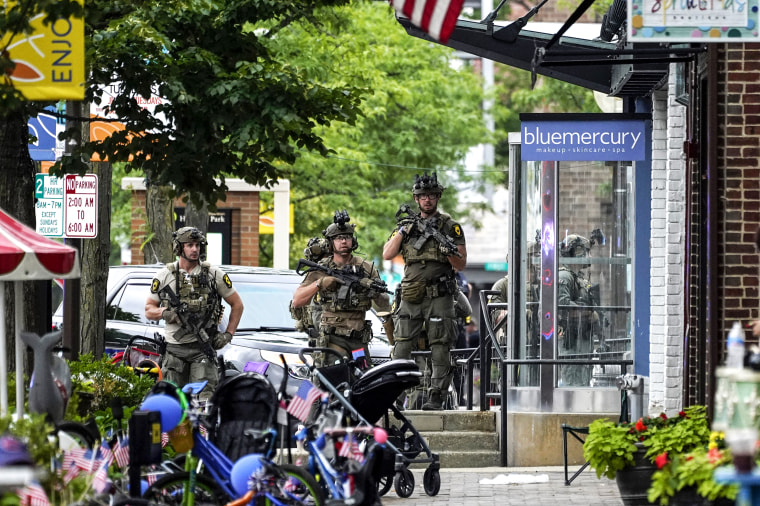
[[655, 452, 669, 469], [678, 411, 687, 417], [635, 418, 647, 432], [660, 413, 668, 421]]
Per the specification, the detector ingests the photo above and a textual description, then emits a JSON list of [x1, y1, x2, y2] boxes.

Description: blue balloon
[[140, 394, 183, 432], [230, 453, 265, 497]]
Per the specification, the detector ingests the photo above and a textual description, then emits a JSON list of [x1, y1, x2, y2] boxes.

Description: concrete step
[[410, 449, 502, 469], [389, 409, 497, 432], [421, 430, 498, 451]]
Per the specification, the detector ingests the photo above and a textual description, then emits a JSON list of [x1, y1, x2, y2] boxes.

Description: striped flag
[[286, 380, 323, 422], [338, 433, 365, 463], [390, 0, 465, 43], [18, 483, 50, 506], [112, 437, 130, 468]]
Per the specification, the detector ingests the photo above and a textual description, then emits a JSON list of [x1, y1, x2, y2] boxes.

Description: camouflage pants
[[161, 342, 218, 400], [392, 294, 456, 396], [314, 331, 370, 369]]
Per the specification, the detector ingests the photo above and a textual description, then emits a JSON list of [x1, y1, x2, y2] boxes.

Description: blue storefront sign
[[521, 116, 647, 161], [28, 108, 60, 161]]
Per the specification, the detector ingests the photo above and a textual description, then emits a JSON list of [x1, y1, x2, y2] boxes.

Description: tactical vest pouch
[[401, 281, 426, 304]]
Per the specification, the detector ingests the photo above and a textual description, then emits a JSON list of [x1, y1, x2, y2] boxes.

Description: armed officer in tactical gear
[[145, 226, 244, 398], [292, 211, 392, 367], [557, 234, 598, 387], [383, 172, 467, 410]]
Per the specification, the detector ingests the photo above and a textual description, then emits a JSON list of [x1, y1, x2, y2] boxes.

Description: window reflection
[[513, 160, 633, 388]]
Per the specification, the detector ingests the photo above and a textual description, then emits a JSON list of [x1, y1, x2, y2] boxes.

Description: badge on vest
[[223, 273, 232, 289], [150, 279, 160, 294], [452, 224, 462, 237]]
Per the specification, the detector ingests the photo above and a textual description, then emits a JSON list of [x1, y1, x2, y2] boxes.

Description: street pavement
[[379, 466, 623, 505]]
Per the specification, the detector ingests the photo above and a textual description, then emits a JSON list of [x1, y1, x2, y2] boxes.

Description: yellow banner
[[259, 202, 294, 234], [2, 0, 85, 100]]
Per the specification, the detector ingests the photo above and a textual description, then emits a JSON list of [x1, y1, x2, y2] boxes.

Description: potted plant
[[648, 432, 739, 505], [583, 405, 712, 505]]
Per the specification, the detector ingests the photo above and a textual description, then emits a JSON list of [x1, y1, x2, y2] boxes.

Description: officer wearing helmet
[[289, 236, 331, 345], [557, 233, 597, 387], [383, 172, 467, 410], [145, 226, 244, 398], [292, 211, 391, 366]]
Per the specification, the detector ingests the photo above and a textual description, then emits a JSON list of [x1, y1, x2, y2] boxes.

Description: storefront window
[[516, 159, 633, 388]]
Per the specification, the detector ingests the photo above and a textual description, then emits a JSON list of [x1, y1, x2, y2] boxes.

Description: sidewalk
[[380, 466, 623, 505]]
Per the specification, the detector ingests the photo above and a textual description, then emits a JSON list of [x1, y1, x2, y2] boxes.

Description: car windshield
[[228, 281, 297, 331]]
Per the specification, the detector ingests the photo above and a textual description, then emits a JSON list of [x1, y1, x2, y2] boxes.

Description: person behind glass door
[[557, 234, 599, 387]]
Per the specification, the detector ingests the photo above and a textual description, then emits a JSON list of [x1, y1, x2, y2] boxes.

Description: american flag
[[390, 0, 465, 43], [18, 483, 50, 506], [112, 437, 130, 468], [98, 440, 114, 467], [338, 433, 365, 463], [286, 380, 323, 422]]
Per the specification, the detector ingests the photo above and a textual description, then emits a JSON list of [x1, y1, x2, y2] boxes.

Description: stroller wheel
[[423, 467, 441, 496], [376, 474, 393, 496], [393, 468, 415, 498]]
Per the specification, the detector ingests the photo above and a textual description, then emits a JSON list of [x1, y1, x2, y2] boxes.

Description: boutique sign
[[520, 116, 647, 161]]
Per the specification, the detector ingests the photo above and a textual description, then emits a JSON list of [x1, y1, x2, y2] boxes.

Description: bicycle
[[140, 380, 323, 506], [294, 420, 387, 506]]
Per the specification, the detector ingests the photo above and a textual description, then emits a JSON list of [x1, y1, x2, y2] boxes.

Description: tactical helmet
[[412, 172, 444, 196], [526, 241, 541, 257], [304, 237, 331, 262], [322, 210, 358, 251], [559, 234, 591, 258], [173, 226, 207, 258]]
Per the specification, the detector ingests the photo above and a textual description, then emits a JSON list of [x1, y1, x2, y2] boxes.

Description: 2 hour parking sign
[[64, 174, 98, 238]]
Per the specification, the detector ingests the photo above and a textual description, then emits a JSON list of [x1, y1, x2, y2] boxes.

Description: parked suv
[[52, 264, 391, 384]]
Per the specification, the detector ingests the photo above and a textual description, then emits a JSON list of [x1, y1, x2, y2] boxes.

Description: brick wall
[[716, 43, 760, 346], [127, 189, 260, 266], [650, 67, 688, 415]]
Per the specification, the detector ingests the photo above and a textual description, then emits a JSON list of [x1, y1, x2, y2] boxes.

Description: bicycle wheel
[[142, 471, 225, 505], [266, 464, 324, 506]]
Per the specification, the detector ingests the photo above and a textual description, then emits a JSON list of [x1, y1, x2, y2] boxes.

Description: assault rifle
[[158, 285, 218, 364], [395, 204, 462, 258], [295, 259, 392, 301]]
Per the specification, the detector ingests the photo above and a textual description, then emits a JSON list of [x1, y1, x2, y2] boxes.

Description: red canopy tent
[[0, 207, 80, 416]]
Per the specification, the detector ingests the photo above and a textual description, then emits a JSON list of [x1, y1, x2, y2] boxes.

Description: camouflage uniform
[[557, 235, 598, 387], [392, 211, 465, 405], [301, 255, 389, 364], [148, 260, 235, 395]]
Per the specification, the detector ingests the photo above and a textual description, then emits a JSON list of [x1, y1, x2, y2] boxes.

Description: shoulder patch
[[452, 224, 462, 238], [223, 273, 233, 289], [150, 279, 160, 294]]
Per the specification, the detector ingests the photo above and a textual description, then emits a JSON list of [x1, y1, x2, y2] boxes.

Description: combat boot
[[421, 390, 443, 411]]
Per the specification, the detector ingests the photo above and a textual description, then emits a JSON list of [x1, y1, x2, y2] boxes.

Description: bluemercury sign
[[521, 118, 646, 161], [628, 0, 760, 42]]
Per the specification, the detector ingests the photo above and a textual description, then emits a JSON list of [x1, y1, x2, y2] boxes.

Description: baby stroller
[[204, 371, 279, 462], [300, 348, 441, 498]]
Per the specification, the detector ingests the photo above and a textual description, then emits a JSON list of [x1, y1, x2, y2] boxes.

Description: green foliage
[[16, 0, 366, 207], [68, 352, 155, 420], [264, 2, 488, 262], [583, 406, 712, 481], [648, 437, 738, 505], [583, 417, 640, 479]]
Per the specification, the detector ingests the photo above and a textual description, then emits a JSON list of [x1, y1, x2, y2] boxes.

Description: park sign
[[1, 0, 85, 100]]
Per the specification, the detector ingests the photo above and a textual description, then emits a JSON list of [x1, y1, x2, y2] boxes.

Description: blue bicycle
[[140, 379, 323, 506]]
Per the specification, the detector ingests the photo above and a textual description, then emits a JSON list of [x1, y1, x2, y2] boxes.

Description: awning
[[397, 15, 704, 96], [0, 207, 80, 417]]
